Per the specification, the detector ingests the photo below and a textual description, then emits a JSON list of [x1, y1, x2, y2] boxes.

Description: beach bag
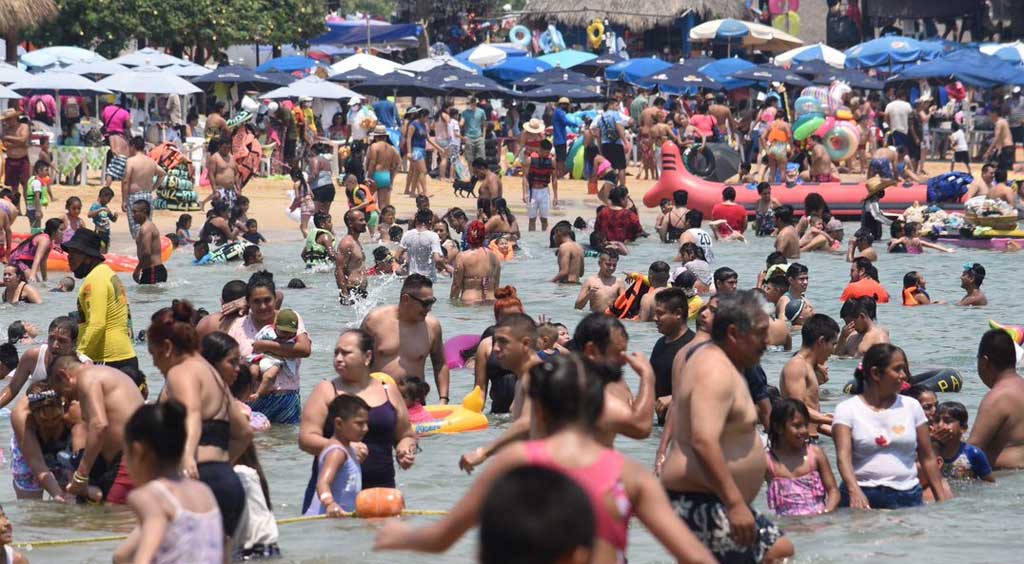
[[600, 114, 620, 143], [927, 172, 971, 203]]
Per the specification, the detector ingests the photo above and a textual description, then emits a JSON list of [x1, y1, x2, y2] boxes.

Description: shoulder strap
[[152, 479, 183, 515], [805, 444, 815, 466], [765, 451, 777, 476], [684, 339, 711, 362]]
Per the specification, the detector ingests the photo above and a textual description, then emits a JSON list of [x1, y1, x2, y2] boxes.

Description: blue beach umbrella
[[699, 58, 756, 90], [512, 67, 597, 91], [605, 57, 672, 85], [888, 50, 1024, 89], [774, 43, 846, 68], [844, 37, 942, 70], [812, 68, 884, 90], [193, 66, 295, 89], [731, 64, 811, 87], [643, 63, 721, 95], [255, 56, 327, 74], [980, 42, 1024, 65], [537, 49, 598, 70], [483, 57, 552, 83], [519, 82, 604, 103], [573, 53, 627, 77]]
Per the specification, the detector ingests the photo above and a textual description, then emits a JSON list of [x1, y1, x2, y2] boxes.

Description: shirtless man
[[0, 189, 16, 262], [650, 113, 679, 175], [639, 99, 664, 180], [335, 209, 367, 303], [207, 135, 240, 207], [708, 94, 734, 141], [958, 263, 988, 306], [48, 354, 144, 504], [638, 261, 671, 321], [963, 164, 994, 201], [574, 249, 624, 313], [131, 200, 166, 285], [205, 102, 228, 139], [780, 314, 839, 439], [983, 106, 1015, 172], [837, 297, 889, 357], [800, 135, 837, 182], [968, 329, 1024, 469], [987, 168, 1017, 206], [196, 280, 247, 340], [121, 136, 166, 239], [867, 145, 899, 180], [2, 109, 29, 213], [550, 224, 584, 284], [361, 274, 450, 403], [471, 158, 503, 201], [450, 221, 501, 303], [365, 126, 401, 209], [773, 205, 800, 259], [661, 290, 793, 563]]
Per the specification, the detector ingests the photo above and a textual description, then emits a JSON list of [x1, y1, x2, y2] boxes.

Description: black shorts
[[601, 142, 627, 170], [284, 138, 297, 163], [954, 150, 970, 164], [198, 461, 246, 538], [554, 142, 568, 163], [906, 142, 921, 161], [137, 264, 167, 285], [312, 183, 335, 204], [998, 146, 1015, 171], [1012, 125, 1024, 145]]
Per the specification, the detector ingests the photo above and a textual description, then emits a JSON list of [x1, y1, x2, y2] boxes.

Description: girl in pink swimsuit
[[765, 399, 840, 516], [374, 353, 715, 564]]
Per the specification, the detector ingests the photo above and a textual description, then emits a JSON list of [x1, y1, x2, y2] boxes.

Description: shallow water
[[2, 222, 1023, 563]]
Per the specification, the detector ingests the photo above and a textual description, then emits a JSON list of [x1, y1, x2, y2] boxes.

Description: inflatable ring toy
[[587, 20, 605, 49], [508, 25, 531, 48], [793, 116, 824, 141], [539, 30, 554, 53], [843, 368, 962, 395], [793, 96, 822, 118], [226, 110, 253, 129], [835, 108, 854, 121], [772, 11, 800, 36], [792, 112, 824, 132], [813, 116, 836, 139], [824, 125, 857, 162], [683, 144, 715, 178]]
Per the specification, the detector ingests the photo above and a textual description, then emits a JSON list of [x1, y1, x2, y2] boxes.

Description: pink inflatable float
[[444, 334, 482, 369], [642, 141, 929, 217]]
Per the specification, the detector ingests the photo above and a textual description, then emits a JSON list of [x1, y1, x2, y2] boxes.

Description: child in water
[[175, 213, 194, 245], [62, 196, 84, 244], [536, 323, 564, 362], [399, 376, 436, 424], [0, 506, 28, 563], [114, 401, 223, 563], [887, 222, 954, 254], [377, 205, 397, 241], [248, 309, 299, 405], [920, 439, 956, 503], [764, 398, 840, 516], [242, 219, 266, 245], [932, 401, 995, 482], [305, 395, 369, 516], [89, 187, 119, 252]]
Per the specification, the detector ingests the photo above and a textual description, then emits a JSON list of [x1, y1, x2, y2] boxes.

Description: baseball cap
[[275, 308, 299, 335]]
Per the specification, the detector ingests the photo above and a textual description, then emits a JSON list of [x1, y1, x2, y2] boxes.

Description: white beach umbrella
[[399, 55, 475, 74], [97, 66, 202, 95], [64, 61, 131, 76], [261, 76, 362, 100], [0, 85, 21, 99], [774, 43, 846, 68], [112, 47, 191, 67], [164, 63, 212, 77], [465, 44, 507, 67], [8, 71, 111, 96], [0, 62, 33, 84], [330, 53, 400, 76], [22, 46, 105, 69]]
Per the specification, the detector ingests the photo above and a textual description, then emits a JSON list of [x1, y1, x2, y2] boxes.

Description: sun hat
[[61, 229, 105, 261], [865, 177, 896, 199], [557, 96, 570, 105], [275, 308, 299, 335], [523, 118, 545, 134], [372, 124, 388, 136]]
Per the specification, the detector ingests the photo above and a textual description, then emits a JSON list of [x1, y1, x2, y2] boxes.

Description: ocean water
[[3, 223, 1023, 563]]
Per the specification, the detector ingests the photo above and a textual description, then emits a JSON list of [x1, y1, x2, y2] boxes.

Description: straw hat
[[372, 124, 388, 137], [523, 118, 544, 134], [865, 177, 897, 198], [557, 97, 570, 105]]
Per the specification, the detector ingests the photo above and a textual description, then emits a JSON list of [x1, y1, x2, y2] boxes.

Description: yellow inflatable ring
[[772, 12, 800, 36], [835, 109, 854, 121], [416, 386, 489, 435], [370, 372, 397, 387], [587, 20, 605, 49]]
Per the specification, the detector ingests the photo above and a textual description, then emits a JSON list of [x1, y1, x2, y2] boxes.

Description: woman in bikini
[[2, 265, 42, 304], [450, 220, 501, 304], [762, 113, 792, 185]]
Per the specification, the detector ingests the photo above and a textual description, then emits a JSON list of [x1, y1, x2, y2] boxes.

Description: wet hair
[[679, 242, 705, 261], [49, 316, 78, 342], [856, 228, 876, 244], [936, 401, 969, 428], [479, 466, 594, 564], [414, 209, 434, 227], [496, 313, 538, 343], [200, 331, 239, 366], [246, 270, 276, 298], [549, 222, 574, 247], [401, 273, 433, 295], [801, 314, 839, 347], [964, 263, 986, 287], [494, 286, 524, 318], [649, 261, 671, 286], [904, 385, 936, 403], [903, 271, 922, 289], [472, 157, 488, 169], [125, 400, 188, 468], [786, 263, 808, 279], [328, 394, 371, 423], [713, 266, 737, 286], [287, 278, 306, 289], [773, 204, 795, 225], [176, 213, 192, 230], [44, 218, 63, 238], [803, 193, 826, 215], [852, 256, 873, 277], [654, 287, 689, 315], [840, 296, 877, 322], [148, 300, 199, 353], [767, 398, 810, 450], [340, 328, 375, 356], [978, 328, 1016, 371], [608, 186, 628, 206], [528, 353, 605, 429], [7, 320, 28, 344], [856, 343, 903, 386], [598, 248, 619, 262], [684, 209, 703, 229], [765, 275, 789, 291], [129, 136, 145, 151], [242, 245, 261, 264], [399, 375, 431, 405], [765, 251, 787, 267], [0, 343, 17, 372], [388, 225, 404, 241], [313, 212, 331, 229], [221, 279, 247, 303], [672, 190, 689, 206], [711, 290, 767, 343], [722, 186, 736, 201], [493, 197, 516, 224], [571, 313, 626, 354], [372, 246, 391, 263], [132, 198, 151, 216]]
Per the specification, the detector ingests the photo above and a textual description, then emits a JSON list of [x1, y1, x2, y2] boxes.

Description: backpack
[[64, 97, 80, 119], [600, 114, 620, 143]]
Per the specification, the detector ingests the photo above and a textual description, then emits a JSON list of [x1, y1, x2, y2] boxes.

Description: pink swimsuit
[[765, 445, 827, 516], [524, 440, 632, 558]]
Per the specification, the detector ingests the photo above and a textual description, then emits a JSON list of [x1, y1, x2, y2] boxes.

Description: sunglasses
[[406, 293, 437, 309]]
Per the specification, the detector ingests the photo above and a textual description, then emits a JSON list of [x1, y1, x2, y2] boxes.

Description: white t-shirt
[[448, 120, 462, 149], [400, 228, 443, 281], [950, 129, 968, 152], [833, 394, 927, 490], [885, 100, 913, 134]]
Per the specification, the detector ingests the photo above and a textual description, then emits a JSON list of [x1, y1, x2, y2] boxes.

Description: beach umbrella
[[165, 63, 211, 77], [699, 58, 757, 90], [399, 55, 474, 74], [605, 57, 672, 84], [573, 53, 627, 76], [193, 66, 295, 89], [261, 76, 363, 100], [980, 42, 1024, 65], [21, 46, 105, 68], [97, 66, 202, 95], [327, 66, 381, 84], [844, 36, 942, 70], [256, 55, 328, 74], [455, 44, 511, 68], [0, 62, 32, 84], [690, 19, 803, 54], [111, 47, 190, 67], [643, 63, 721, 94], [789, 59, 834, 77], [330, 53, 401, 76], [730, 64, 811, 87], [537, 49, 598, 70], [350, 72, 445, 98], [512, 66, 596, 91], [774, 43, 846, 68], [418, 65, 512, 98], [8, 70, 110, 96], [519, 82, 604, 103], [812, 68, 884, 90], [887, 50, 1024, 89], [483, 57, 552, 83], [63, 61, 130, 76], [0, 85, 21, 99]]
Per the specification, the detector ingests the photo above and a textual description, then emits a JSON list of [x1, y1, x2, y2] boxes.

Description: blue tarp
[[605, 57, 672, 85], [483, 57, 552, 83], [889, 49, 1024, 88], [698, 58, 756, 90], [312, 22, 422, 46]]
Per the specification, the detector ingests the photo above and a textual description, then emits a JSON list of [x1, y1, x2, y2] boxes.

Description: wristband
[[73, 471, 89, 485]]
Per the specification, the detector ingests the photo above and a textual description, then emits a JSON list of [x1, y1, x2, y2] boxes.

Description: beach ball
[[356, 488, 405, 518]]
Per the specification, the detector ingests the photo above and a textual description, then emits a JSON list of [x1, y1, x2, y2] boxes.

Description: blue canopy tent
[[519, 83, 604, 102], [642, 63, 721, 95], [887, 50, 1024, 88], [537, 49, 598, 70], [255, 56, 327, 74], [730, 64, 811, 87], [844, 36, 944, 70], [311, 22, 422, 47], [605, 57, 672, 85], [699, 58, 756, 90], [512, 67, 597, 91], [483, 57, 552, 83]]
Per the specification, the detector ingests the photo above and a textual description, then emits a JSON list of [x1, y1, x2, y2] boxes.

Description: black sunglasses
[[406, 293, 437, 309]]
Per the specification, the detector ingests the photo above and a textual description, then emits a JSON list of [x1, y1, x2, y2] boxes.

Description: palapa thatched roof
[[520, 0, 746, 32], [0, 0, 58, 35]]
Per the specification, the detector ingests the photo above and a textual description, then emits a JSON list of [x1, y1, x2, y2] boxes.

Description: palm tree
[[0, 0, 59, 64]]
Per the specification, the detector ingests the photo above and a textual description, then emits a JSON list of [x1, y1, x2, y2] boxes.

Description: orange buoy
[[355, 487, 405, 518]]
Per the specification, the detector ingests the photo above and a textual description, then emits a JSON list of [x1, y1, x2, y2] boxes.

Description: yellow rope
[[14, 509, 449, 549]]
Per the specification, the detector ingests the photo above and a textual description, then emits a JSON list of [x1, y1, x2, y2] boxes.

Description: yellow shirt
[[77, 263, 136, 362], [688, 295, 704, 320]]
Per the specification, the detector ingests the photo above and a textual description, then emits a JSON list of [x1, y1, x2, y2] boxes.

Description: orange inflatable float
[[355, 487, 405, 518], [11, 233, 174, 273], [642, 141, 930, 217]]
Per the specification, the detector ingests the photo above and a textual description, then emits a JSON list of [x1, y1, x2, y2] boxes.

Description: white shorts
[[528, 187, 550, 219]]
